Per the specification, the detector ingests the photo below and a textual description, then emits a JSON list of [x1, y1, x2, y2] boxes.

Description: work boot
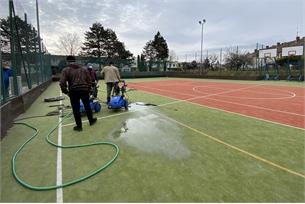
[[90, 118, 97, 126], [73, 126, 83, 131]]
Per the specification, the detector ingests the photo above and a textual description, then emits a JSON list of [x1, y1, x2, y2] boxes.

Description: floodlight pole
[[303, 37, 305, 73], [199, 19, 206, 74], [36, 0, 43, 84]]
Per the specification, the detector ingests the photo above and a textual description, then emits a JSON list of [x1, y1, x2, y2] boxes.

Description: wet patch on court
[[110, 103, 191, 160]]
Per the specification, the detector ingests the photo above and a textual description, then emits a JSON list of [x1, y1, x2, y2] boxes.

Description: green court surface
[[1, 78, 304, 202]]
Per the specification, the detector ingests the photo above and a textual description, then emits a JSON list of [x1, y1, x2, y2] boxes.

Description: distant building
[[166, 61, 181, 71], [262, 36, 304, 58]]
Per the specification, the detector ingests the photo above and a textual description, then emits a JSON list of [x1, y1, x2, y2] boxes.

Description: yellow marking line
[[153, 111, 305, 179]]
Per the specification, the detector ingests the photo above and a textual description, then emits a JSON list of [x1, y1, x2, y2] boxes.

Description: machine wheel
[[124, 101, 129, 111], [94, 102, 102, 112]]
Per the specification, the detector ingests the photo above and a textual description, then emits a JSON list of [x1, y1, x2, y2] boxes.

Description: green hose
[[12, 112, 120, 191]]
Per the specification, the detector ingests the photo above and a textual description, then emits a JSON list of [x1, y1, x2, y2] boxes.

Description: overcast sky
[[1, 0, 304, 60]]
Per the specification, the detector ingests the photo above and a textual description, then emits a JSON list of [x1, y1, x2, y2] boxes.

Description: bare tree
[[224, 48, 255, 71], [56, 32, 82, 55], [208, 53, 219, 70]]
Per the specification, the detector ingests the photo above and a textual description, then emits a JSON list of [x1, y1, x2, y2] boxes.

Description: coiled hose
[[12, 112, 120, 191]]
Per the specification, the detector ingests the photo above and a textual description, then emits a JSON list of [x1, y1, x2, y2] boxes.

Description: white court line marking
[[158, 81, 305, 99], [63, 84, 262, 127], [190, 86, 302, 116], [131, 83, 196, 97], [137, 88, 305, 131], [62, 111, 132, 127], [131, 81, 305, 130], [134, 83, 302, 116], [161, 82, 297, 98], [203, 97, 305, 117], [62, 82, 305, 131], [192, 85, 296, 100], [145, 83, 297, 100], [56, 91, 63, 203]]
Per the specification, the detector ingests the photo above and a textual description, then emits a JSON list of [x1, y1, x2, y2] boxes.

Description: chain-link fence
[[170, 41, 304, 80], [1, 0, 51, 104]]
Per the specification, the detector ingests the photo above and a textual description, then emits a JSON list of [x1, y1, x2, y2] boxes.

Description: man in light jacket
[[100, 61, 121, 104]]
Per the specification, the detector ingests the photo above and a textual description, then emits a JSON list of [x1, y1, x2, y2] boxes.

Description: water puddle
[[110, 103, 191, 160], [127, 102, 155, 111]]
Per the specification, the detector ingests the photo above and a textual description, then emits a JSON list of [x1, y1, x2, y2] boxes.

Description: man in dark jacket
[[60, 56, 97, 131]]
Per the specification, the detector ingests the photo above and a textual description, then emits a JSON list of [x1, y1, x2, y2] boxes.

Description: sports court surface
[[1, 78, 304, 202]]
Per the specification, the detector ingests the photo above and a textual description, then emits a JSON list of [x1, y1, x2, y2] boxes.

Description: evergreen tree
[[82, 23, 107, 59], [140, 54, 146, 71], [82, 23, 133, 64], [142, 40, 157, 71], [1, 16, 39, 52], [137, 55, 140, 71], [153, 31, 169, 60], [142, 31, 169, 71], [142, 40, 157, 61]]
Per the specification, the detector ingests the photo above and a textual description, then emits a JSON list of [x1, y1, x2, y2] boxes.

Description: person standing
[[2, 62, 12, 97], [60, 56, 97, 131], [87, 65, 97, 83], [100, 61, 121, 103], [87, 65, 98, 98]]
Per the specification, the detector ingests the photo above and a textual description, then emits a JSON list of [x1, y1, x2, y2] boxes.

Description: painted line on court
[[203, 97, 305, 117], [130, 86, 305, 131], [132, 83, 263, 105], [153, 111, 305, 179], [61, 81, 305, 179], [130, 83, 196, 97], [62, 111, 133, 127], [62, 82, 304, 130], [56, 91, 63, 203], [62, 84, 262, 127], [188, 85, 303, 116], [192, 84, 297, 98], [133, 82, 297, 100], [192, 85, 296, 100], [161, 82, 297, 99]]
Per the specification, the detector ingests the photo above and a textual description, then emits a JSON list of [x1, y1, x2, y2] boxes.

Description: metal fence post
[[24, 13, 32, 89], [9, 0, 19, 96], [36, 0, 43, 83], [33, 27, 40, 85], [0, 42, 5, 102]]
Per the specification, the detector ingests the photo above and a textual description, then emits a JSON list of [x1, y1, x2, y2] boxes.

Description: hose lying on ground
[[14, 107, 71, 121], [44, 96, 65, 102], [12, 112, 120, 191]]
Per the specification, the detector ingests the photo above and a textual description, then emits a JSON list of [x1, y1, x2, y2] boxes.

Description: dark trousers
[[106, 82, 119, 103], [69, 90, 94, 128]]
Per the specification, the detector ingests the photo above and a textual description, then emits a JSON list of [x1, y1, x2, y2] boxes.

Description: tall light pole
[[36, 0, 43, 84], [199, 19, 206, 73]]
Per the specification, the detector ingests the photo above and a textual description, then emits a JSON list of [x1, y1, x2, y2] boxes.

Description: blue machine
[[80, 99, 101, 113], [108, 81, 129, 110], [108, 95, 128, 110]]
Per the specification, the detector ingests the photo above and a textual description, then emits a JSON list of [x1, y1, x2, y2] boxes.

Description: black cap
[[66, 55, 76, 62]]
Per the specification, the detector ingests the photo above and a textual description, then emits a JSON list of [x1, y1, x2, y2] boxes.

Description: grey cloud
[[0, 0, 304, 57]]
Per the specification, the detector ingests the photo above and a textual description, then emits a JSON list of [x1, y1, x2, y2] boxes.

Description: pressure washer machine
[[108, 81, 129, 110], [80, 82, 101, 113]]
